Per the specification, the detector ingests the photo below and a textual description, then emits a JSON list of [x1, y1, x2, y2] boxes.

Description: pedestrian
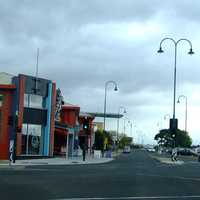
[[82, 143, 87, 161], [171, 148, 177, 161]]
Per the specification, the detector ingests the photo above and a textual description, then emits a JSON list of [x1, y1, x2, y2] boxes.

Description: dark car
[[178, 149, 197, 156]]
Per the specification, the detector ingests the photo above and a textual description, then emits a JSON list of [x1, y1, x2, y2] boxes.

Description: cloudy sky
[[1, 0, 200, 144]]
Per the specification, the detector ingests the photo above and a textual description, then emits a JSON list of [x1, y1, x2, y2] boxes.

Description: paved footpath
[[0, 151, 122, 167], [150, 152, 199, 165], [14, 156, 113, 166]]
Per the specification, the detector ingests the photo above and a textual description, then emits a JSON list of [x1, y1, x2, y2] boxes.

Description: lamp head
[[188, 48, 194, 55], [114, 85, 118, 91], [157, 47, 164, 53], [177, 99, 180, 103]]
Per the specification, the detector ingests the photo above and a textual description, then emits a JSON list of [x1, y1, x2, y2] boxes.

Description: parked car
[[177, 148, 198, 156], [123, 146, 131, 153]]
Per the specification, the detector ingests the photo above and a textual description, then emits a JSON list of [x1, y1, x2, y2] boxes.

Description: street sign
[[9, 140, 14, 163]]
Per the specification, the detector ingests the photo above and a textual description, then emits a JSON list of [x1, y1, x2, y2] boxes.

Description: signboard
[[55, 88, 64, 121], [9, 140, 14, 163]]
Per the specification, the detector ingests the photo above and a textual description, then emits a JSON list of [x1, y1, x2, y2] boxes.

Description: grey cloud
[[0, 1, 200, 143]]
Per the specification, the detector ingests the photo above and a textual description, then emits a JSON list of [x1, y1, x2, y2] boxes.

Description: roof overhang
[[85, 112, 124, 119]]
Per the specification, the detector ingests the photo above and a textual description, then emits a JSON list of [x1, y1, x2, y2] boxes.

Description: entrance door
[[21, 124, 42, 155]]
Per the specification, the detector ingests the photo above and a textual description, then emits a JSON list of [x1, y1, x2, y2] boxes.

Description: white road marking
[[54, 195, 200, 200]]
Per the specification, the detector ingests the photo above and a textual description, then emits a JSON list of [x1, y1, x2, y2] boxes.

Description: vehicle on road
[[177, 148, 198, 156], [123, 145, 131, 153], [147, 148, 155, 152]]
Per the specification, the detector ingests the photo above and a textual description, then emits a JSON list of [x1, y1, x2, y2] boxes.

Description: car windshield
[[0, 1, 200, 200]]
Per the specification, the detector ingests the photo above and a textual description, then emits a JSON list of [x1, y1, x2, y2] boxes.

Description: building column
[[43, 83, 52, 156]]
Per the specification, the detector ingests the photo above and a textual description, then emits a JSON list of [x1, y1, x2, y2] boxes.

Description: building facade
[[54, 103, 80, 157], [0, 73, 56, 160]]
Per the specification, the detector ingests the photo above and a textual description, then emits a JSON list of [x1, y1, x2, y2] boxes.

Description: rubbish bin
[[106, 150, 112, 158]]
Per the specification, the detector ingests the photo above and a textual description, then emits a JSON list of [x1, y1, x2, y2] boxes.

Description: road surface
[[1, 150, 200, 200]]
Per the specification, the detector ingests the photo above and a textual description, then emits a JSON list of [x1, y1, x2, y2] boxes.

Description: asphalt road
[[1, 150, 200, 200]]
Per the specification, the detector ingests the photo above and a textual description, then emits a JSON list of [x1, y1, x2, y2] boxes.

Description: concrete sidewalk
[[0, 155, 115, 167], [150, 153, 184, 165], [0, 150, 123, 167], [15, 156, 114, 166]]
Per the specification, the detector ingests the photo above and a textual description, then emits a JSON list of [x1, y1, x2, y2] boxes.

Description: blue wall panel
[[43, 83, 52, 156]]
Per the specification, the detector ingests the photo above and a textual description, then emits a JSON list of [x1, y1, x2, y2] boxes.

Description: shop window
[[24, 94, 43, 109], [0, 94, 3, 107], [0, 110, 1, 141], [21, 124, 42, 155]]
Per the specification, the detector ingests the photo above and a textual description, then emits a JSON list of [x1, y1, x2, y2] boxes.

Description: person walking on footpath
[[82, 143, 87, 161], [171, 148, 178, 161]]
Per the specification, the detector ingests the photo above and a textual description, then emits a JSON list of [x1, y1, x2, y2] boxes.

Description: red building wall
[[60, 105, 80, 127], [0, 85, 15, 160]]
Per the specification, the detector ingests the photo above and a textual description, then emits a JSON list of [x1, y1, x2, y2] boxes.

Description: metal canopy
[[87, 112, 124, 119]]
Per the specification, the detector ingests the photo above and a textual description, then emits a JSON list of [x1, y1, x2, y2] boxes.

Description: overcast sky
[[1, 0, 200, 144]]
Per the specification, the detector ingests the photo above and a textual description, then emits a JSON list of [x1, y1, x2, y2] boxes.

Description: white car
[[147, 148, 155, 152], [123, 146, 131, 153]]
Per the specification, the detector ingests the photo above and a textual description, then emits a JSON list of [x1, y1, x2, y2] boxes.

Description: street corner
[[159, 158, 184, 165], [157, 156, 184, 165], [149, 153, 184, 165], [8, 157, 114, 167]]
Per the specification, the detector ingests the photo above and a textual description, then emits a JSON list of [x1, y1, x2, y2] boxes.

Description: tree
[[118, 134, 132, 149], [154, 128, 192, 148], [94, 130, 105, 151], [94, 130, 115, 151]]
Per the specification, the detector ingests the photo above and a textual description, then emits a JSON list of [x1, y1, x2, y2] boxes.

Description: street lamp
[[177, 95, 187, 133], [103, 80, 118, 132], [157, 38, 194, 132], [117, 106, 126, 142]]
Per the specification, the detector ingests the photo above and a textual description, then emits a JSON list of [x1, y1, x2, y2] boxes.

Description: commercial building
[[54, 103, 80, 157], [0, 72, 56, 160]]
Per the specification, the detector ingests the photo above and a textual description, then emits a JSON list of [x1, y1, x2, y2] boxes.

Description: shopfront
[[13, 74, 56, 157], [0, 72, 56, 160]]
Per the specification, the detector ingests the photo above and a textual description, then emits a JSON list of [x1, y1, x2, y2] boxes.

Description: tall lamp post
[[103, 80, 118, 132], [117, 106, 126, 142], [157, 38, 194, 136], [177, 95, 187, 133]]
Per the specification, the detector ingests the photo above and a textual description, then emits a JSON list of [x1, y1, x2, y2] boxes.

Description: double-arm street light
[[177, 95, 188, 133], [117, 106, 126, 142], [157, 38, 194, 131], [103, 80, 118, 132]]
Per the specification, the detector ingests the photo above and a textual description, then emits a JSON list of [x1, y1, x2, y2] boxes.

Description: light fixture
[[188, 48, 194, 55], [157, 47, 164, 53]]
